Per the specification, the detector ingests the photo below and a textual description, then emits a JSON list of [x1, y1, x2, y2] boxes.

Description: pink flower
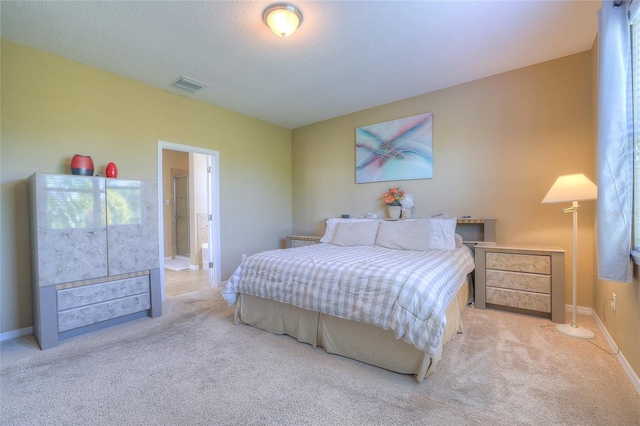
[[382, 186, 405, 206]]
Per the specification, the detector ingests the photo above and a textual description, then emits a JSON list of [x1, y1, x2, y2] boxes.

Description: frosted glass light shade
[[541, 173, 597, 204], [263, 3, 303, 38], [400, 193, 415, 208]]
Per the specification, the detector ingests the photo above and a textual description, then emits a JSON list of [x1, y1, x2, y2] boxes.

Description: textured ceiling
[[0, 1, 601, 129]]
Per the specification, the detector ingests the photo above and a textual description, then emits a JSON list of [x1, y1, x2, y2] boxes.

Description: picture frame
[[355, 112, 433, 184]]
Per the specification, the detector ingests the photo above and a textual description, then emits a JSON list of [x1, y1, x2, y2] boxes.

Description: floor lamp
[[542, 173, 597, 339]]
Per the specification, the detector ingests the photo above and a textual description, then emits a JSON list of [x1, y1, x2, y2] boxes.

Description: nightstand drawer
[[486, 287, 551, 313], [486, 270, 551, 294], [486, 252, 550, 274]]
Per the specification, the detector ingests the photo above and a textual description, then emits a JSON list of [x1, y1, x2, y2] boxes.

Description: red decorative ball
[[105, 162, 118, 178]]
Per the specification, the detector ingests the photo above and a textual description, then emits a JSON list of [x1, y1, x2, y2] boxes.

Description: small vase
[[70, 154, 94, 176], [105, 162, 118, 178], [387, 205, 401, 219]]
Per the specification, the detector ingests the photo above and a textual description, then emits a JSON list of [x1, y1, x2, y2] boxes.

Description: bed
[[222, 217, 478, 382]]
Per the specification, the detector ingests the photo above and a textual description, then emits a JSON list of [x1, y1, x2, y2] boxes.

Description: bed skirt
[[233, 276, 471, 382]]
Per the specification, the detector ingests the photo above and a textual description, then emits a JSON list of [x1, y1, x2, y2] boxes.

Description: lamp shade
[[541, 173, 597, 204], [263, 3, 303, 38], [400, 193, 414, 208]]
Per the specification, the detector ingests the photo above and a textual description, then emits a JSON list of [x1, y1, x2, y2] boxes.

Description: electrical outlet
[[242, 253, 247, 262], [611, 293, 617, 312]]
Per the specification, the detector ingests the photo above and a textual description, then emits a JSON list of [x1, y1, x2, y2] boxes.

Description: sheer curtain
[[597, 0, 633, 283]]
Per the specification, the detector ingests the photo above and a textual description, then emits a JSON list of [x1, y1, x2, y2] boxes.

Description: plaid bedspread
[[222, 243, 475, 356]]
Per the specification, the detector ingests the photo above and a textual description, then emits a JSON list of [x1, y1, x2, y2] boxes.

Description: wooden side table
[[475, 243, 565, 323]]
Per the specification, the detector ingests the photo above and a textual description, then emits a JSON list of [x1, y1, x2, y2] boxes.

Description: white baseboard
[[0, 326, 33, 342], [567, 304, 640, 395], [189, 264, 200, 270], [564, 303, 593, 316], [588, 307, 640, 395]]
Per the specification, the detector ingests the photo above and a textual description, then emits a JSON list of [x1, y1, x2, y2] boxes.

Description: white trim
[[564, 304, 594, 316], [0, 326, 33, 342], [590, 308, 640, 395], [568, 304, 640, 396], [589, 308, 620, 353]]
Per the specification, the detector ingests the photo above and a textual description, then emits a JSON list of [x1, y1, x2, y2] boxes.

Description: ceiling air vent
[[170, 76, 208, 92]]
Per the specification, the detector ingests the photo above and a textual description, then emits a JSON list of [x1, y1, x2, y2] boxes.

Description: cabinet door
[[30, 174, 108, 286], [106, 179, 159, 275]]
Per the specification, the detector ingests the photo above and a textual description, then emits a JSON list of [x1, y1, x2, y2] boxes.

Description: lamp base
[[556, 323, 595, 339]]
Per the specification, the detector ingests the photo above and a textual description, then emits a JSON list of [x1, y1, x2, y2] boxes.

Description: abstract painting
[[355, 112, 433, 184]]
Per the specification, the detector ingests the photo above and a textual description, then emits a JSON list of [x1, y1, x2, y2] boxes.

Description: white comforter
[[222, 243, 475, 356]]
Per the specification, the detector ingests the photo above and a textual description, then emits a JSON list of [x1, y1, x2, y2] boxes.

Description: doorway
[[157, 141, 221, 300]]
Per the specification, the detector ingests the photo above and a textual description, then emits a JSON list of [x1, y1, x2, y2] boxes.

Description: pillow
[[455, 233, 464, 248], [375, 219, 431, 251], [320, 218, 377, 243], [331, 221, 380, 246], [430, 217, 457, 250]]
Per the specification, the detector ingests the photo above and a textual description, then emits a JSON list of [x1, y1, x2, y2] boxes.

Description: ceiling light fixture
[[262, 3, 303, 38]]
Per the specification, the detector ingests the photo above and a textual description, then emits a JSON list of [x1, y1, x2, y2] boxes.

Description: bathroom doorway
[[157, 141, 221, 300]]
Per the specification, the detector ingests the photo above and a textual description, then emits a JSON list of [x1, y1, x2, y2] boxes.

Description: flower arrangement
[[382, 186, 405, 206]]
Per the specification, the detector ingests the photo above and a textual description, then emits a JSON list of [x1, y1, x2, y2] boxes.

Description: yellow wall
[[3, 35, 637, 383], [292, 52, 596, 303], [292, 47, 639, 381], [0, 39, 292, 333], [291, 50, 622, 357]]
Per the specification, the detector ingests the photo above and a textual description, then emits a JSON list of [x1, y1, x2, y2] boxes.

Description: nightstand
[[286, 235, 321, 248], [475, 243, 565, 323]]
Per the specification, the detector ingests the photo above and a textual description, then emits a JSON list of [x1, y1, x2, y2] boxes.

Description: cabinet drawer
[[57, 276, 150, 311], [486, 287, 551, 313], [486, 270, 550, 294], [58, 293, 150, 332], [486, 252, 550, 274]]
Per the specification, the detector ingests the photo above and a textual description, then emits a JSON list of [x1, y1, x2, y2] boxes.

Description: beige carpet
[[1, 287, 639, 425], [164, 268, 210, 297]]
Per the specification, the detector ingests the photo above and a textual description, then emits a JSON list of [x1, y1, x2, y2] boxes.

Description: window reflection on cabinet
[[29, 173, 162, 349]]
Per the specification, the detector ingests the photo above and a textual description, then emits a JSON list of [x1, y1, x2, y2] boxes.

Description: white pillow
[[331, 221, 380, 246], [320, 218, 377, 243], [375, 219, 431, 251], [430, 217, 457, 250]]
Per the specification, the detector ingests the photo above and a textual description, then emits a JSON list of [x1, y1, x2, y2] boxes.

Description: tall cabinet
[[29, 173, 162, 349]]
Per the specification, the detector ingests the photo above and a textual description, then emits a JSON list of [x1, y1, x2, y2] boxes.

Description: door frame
[[157, 140, 222, 299]]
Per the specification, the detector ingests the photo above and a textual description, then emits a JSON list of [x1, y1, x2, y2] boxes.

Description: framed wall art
[[355, 112, 433, 184]]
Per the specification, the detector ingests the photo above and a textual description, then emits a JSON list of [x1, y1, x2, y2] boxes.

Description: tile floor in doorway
[[164, 267, 212, 297]]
